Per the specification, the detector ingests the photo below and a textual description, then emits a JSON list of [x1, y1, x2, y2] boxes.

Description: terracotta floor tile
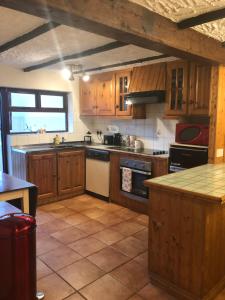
[[51, 226, 88, 244], [49, 207, 76, 219], [39, 245, 82, 271], [36, 210, 56, 225], [215, 289, 225, 300], [65, 293, 86, 300], [111, 221, 145, 236], [96, 212, 124, 226], [133, 214, 149, 227], [36, 258, 53, 280], [39, 202, 64, 212], [38, 218, 71, 234], [69, 237, 107, 257], [37, 235, 62, 256], [64, 213, 91, 226], [133, 251, 148, 268], [87, 247, 130, 272], [115, 208, 139, 220], [81, 207, 106, 219], [66, 200, 97, 212], [133, 228, 148, 242], [92, 228, 125, 245], [80, 274, 133, 300], [110, 260, 150, 292], [138, 283, 175, 300], [99, 203, 124, 213], [37, 273, 74, 300], [112, 236, 147, 258], [76, 219, 105, 235], [128, 295, 143, 300], [58, 259, 104, 290]]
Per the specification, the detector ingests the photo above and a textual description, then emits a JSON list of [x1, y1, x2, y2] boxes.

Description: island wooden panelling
[[148, 185, 225, 300]]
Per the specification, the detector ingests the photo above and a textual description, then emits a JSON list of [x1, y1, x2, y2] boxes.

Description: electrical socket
[[96, 130, 102, 135]]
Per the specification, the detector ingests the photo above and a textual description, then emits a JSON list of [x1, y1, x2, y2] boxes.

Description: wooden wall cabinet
[[58, 150, 85, 196], [80, 79, 97, 115], [12, 149, 85, 205], [189, 63, 211, 116], [115, 69, 132, 117], [166, 60, 188, 116]]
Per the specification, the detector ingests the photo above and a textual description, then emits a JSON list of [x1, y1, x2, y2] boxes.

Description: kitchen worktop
[[145, 163, 225, 203], [12, 142, 169, 158]]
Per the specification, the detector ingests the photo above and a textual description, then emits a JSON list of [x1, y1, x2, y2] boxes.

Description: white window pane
[[41, 95, 64, 108], [10, 112, 66, 133], [11, 92, 36, 107]]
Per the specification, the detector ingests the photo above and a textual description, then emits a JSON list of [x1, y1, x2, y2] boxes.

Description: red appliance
[[0, 213, 36, 300], [175, 123, 209, 146]]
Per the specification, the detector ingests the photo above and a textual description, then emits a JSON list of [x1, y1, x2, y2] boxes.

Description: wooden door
[[115, 70, 132, 116], [79, 79, 97, 115], [166, 60, 188, 116], [189, 63, 211, 116], [57, 150, 85, 196], [28, 152, 57, 200], [96, 72, 116, 116]]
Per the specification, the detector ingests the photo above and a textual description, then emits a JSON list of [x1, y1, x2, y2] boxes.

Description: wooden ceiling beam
[[23, 41, 127, 72], [178, 8, 225, 29], [0, 21, 60, 53], [75, 54, 170, 74], [1, 0, 225, 64]]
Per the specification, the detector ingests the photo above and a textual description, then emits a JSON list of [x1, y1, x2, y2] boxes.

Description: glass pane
[[10, 112, 66, 133], [124, 77, 128, 93], [41, 94, 64, 108], [119, 78, 123, 94], [11, 92, 35, 107]]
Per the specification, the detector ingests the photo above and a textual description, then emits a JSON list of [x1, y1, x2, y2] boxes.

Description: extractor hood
[[125, 90, 165, 105]]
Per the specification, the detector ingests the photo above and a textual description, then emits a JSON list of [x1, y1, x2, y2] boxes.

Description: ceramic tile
[[87, 246, 130, 272], [138, 283, 175, 300], [92, 228, 125, 245], [37, 273, 74, 300], [69, 237, 107, 257], [36, 258, 53, 280], [112, 236, 147, 258], [51, 226, 88, 244], [96, 212, 124, 226], [75, 219, 106, 235], [80, 274, 133, 300], [58, 259, 105, 290], [111, 221, 145, 236], [64, 213, 91, 226]]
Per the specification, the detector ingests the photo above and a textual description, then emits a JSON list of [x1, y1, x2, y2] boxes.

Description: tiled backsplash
[[88, 103, 178, 150]]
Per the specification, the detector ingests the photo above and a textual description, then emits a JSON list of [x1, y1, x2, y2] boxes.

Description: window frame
[[7, 88, 68, 134]]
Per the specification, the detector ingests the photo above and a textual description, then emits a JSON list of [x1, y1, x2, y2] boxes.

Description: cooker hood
[[125, 90, 165, 105]]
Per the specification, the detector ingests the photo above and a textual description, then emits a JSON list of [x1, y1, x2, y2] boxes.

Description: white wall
[[88, 103, 177, 150], [0, 64, 93, 146]]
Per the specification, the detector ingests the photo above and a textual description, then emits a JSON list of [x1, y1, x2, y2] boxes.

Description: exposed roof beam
[[178, 8, 225, 29], [75, 54, 170, 74], [23, 41, 127, 72], [1, 0, 225, 64], [0, 21, 60, 53]]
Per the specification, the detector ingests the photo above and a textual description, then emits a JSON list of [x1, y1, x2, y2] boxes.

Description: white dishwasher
[[86, 148, 110, 199]]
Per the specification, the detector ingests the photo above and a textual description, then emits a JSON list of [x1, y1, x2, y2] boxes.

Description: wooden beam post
[[1, 0, 225, 64], [208, 65, 225, 163]]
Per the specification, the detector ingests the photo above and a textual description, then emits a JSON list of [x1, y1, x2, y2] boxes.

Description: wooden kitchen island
[[145, 163, 225, 300]]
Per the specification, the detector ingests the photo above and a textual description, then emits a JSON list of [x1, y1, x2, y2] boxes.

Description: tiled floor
[[36, 194, 225, 300]]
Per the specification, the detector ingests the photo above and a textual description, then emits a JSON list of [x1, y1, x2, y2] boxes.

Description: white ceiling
[[131, 0, 225, 41], [0, 2, 225, 73]]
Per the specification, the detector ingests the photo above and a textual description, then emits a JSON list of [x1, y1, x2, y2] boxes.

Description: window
[[7, 89, 68, 133]]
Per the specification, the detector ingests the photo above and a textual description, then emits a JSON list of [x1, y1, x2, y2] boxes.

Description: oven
[[120, 158, 152, 198], [169, 143, 208, 173]]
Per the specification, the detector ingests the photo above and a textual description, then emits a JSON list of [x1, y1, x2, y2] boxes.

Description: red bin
[[0, 214, 36, 300]]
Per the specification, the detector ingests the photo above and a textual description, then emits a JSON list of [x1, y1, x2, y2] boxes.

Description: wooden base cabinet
[[58, 150, 85, 197], [11, 149, 85, 205], [148, 186, 225, 300], [28, 153, 57, 200]]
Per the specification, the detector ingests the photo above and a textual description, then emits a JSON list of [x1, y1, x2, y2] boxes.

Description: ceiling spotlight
[[82, 74, 90, 82], [61, 67, 72, 80]]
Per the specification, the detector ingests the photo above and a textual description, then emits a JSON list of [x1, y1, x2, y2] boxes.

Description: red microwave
[[175, 123, 209, 146]]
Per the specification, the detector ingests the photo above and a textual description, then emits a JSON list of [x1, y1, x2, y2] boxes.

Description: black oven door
[[120, 168, 151, 198]]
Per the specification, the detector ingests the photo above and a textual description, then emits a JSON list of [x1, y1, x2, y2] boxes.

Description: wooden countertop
[[145, 163, 225, 204], [0, 172, 34, 193]]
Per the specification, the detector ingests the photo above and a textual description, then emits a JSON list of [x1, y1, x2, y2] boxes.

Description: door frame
[[0, 88, 9, 173]]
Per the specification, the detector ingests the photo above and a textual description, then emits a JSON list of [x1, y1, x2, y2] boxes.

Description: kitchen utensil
[[129, 135, 136, 148], [134, 140, 143, 150]]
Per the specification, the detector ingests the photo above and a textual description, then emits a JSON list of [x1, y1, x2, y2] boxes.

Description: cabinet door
[[115, 70, 132, 116], [80, 79, 97, 115], [96, 72, 116, 116], [28, 153, 57, 200], [166, 61, 188, 116], [58, 150, 85, 196], [189, 63, 211, 116]]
